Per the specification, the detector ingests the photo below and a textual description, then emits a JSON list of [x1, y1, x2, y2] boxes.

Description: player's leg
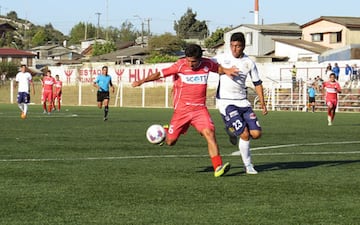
[[23, 93, 30, 115], [164, 111, 189, 146], [193, 108, 230, 177], [96, 91, 102, 109], [47, 94, 53, 113], [52, 93, 57, 111], [57, 94, 62, 111], [103, 98, 109, 120], [326, 100, 333, 125], [241, 107, 262, 174], [17, 92, 24, 112]]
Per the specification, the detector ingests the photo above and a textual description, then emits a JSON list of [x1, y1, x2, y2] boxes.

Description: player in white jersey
[[214, 32, 268, 174], [15, 64, 35, 119]]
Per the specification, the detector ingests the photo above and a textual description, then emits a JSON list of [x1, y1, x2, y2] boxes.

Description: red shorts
[[42, 91, 53, 102], [326, 99, 338, 108], [53, 92, 62, 100], [167, 107, 215, 140]]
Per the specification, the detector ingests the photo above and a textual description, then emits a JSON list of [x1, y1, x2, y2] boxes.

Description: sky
[[0, 0, 359, 36]]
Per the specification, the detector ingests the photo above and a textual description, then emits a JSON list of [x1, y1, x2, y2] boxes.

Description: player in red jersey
[[52, 74, 63, 111], [323, 72, 342, 126], [132, 44, 236, 177], [42, 70, 56, 114]]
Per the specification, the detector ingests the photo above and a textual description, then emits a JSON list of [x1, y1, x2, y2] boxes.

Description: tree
[[31, 28, 48, 46], [69, 22, 97, 44], [6, 11, 18, 20], [118, 21, 137, 42], [0, 61, 21, 79], [174, 8, 208, 39], [148, 33, 185, 55], [92, 41, 117, 56], [204, 27, 231, 49]]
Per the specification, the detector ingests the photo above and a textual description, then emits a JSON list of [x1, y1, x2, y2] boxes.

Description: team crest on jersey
[[203, 66, 209, 73]]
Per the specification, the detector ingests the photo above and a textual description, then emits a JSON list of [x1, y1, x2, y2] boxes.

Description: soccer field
[[0, 104, 359, 225]]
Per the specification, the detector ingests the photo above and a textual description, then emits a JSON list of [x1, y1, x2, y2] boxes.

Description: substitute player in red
[[323, 72, 341, 126], [132, 44, 233, 177], [52, 74, 63, 111], [42, 70, 56, 114]]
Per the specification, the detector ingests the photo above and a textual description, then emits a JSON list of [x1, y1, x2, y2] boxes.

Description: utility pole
[[145, 18, 151, 36], [95, 12, 101, 39]]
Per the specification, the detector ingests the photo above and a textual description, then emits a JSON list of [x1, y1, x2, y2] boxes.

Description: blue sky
[[1, 0, 359, 35]]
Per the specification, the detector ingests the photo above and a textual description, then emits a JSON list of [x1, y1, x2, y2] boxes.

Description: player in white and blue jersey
[[214, 32, 268, 174]]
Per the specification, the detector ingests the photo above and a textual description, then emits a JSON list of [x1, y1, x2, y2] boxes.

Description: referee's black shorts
[[97, 91, 110, 102]]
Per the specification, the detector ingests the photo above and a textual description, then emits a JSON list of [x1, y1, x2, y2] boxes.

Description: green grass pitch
[[0, 104, 359, 225]]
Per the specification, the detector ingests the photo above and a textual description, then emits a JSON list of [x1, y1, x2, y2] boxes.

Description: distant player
[[15, 64, 35, 119], [52, 74, 63, 111], [323, 72, 341, 126], [308, 83, 316, 112], [93, 66, 115, 121], [42, 70, 56, 114]]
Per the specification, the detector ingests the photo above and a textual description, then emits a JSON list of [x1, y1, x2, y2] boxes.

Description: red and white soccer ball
[[146, 124, 166, 144]]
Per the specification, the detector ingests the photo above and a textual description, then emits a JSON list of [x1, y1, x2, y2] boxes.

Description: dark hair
[[230, 32, 246, 44], [21, 64, 27, 67], [185, 44, 203, 59], [102, 66, 108, 70]]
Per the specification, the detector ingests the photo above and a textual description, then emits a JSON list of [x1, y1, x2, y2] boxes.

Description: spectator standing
[[325, 63, 332, 76], [332, 62, 340, 80], [345, 64, 352, 82], [15, 65, 35, 119], [290, 65, 297, 89]]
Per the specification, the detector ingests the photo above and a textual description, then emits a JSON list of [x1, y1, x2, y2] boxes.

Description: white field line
[[231, 141, 360, 155], [0, 141, 360, 163]]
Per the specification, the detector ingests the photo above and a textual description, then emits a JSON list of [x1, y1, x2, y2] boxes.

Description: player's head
[[329, 72, 336, 81], [46, 70, 51, 76], [185, 44, 203, 69], [102, 66, 108, 75], [230, 32, 246, 58], [20, 64, 26, 72], [55, 74, 60, 80]]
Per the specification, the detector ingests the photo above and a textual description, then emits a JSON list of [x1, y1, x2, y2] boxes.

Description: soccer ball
[[20, 113, 26, 119], [146, 124, 166, 144]]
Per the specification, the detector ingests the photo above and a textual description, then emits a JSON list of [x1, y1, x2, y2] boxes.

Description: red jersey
[[43, 76, 56, 92], [54, 80, 63, 93], [323, 80, 341, 100], [161, 58, 219, 111]]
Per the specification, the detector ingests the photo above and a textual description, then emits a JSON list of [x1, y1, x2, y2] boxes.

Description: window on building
[[330, 31, 342, 43], [311, 33, 323, 42], [245, 32, 253, 46]]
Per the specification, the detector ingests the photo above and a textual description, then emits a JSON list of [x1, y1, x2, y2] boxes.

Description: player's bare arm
[[255, 84, 268, 115], [132, 71, 162, 87], [218, 65, 239, 77]]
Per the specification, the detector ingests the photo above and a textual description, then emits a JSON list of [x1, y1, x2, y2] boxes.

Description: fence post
[[142, 85, 145, 107], [10, 79, 14, 104], [78, 80, 82, 106]]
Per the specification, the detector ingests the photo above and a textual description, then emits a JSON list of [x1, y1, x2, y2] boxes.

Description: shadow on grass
[[197, 159, 360, 176]]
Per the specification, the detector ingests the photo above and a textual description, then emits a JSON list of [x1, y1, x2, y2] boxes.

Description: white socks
[[239, 138, 251, 166], [23, 104, 28, 115], [18, 103, 24, 112]]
